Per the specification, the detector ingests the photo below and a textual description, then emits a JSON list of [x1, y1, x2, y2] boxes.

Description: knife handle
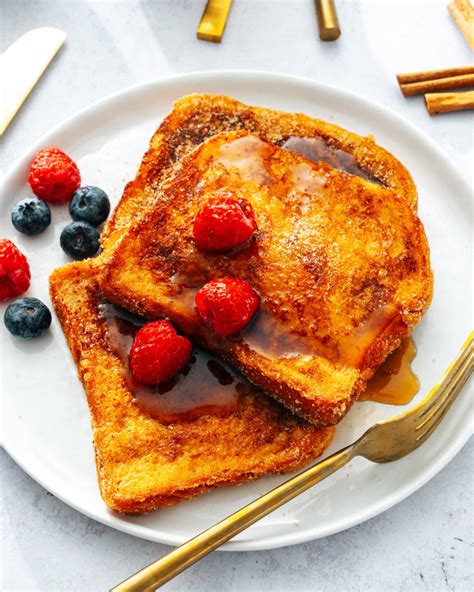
[[197, 0, 234, 43], [315, 0, 341, 41]]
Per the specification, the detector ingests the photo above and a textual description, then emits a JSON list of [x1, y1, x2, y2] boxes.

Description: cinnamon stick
[[399, 73, 474, 96], [425, 91, 474, 115], [397, 65, 474, 85], [448, 0, 474, 50]]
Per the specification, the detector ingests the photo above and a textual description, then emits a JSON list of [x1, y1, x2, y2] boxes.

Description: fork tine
[[414, 333, 473, 421], [416, 351, 473, 431], [415, 357, 473, 443]]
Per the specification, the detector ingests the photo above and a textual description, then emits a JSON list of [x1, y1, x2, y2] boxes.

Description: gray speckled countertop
[[1, 1, 473, 591]]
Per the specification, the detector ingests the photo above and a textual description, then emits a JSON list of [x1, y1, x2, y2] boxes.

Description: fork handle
[[110, 443, 358, 592]]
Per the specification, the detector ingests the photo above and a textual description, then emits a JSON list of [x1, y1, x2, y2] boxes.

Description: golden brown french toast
[[49, 94, 427, 511], [102, 94, 418, 252], [50, 259, 334, 513], [101, 131, 433, 426]]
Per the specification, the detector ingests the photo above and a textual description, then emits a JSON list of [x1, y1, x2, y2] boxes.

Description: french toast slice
[[50, 259, 334, 513], [101, 131, 433, 426], [101, 94, 418, 252]]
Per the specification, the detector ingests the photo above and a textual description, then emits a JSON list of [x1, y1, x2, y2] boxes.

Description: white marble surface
[[1, 1, 472, 591]]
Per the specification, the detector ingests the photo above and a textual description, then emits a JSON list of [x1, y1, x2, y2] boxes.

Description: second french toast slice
[[101, 131, 433, 426], [50, 260, 334, 513]]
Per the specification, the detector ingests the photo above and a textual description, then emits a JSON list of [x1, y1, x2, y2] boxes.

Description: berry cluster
[[4, 147, 110, 339]]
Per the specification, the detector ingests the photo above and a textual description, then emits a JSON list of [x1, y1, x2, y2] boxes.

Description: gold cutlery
[[196, 0, 341, 43], [197, 0, 234, 43], [315, 0, 341, 41], [111, 333, 473, 592], [0, 28, 66, 135]]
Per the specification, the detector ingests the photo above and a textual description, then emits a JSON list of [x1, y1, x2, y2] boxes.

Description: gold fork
[[111, 333, 473, 592]]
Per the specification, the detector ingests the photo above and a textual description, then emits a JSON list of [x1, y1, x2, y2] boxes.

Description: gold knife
[[0, 28, 66, 135]]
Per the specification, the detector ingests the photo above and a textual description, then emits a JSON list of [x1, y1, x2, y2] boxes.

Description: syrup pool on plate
[[360, 338, 420, 405]]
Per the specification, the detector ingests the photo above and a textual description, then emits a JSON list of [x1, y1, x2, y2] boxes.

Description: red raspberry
[[195, 278, 259, 337], [129, 320, 192, 385], [0, 239, 31, 301], [193, 195, 257, 252], [28, 147, 81, 204]]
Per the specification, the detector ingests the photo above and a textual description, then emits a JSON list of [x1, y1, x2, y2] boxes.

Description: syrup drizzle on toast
[[99, 300, 419, 418], [281, 136, 381, 184], [99, 302, 244, 423]]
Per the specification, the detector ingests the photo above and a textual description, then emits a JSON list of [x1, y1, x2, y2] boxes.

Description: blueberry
[[4, 297, 52, 339], [60, 221, 100, 260], [11, 197, 51, 236], [69, 186, 110, 227]]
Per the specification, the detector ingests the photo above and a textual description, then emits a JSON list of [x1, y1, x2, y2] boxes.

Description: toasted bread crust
[[101, 131, 433, 425], [49, 261, 334, 513], [102, 94, 418, 251]]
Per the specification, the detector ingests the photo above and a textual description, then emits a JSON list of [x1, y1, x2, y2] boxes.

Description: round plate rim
[[2, 70, 472, 551]]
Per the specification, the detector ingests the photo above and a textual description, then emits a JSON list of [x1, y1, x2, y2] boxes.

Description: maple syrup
[[100, 301, 419, 420], [360, 338, 419, 405], [99, 302, 244, 423], [242, 310, 328, 361], [281, 136, 381, 184], [133, 353, 244, 423], [338, 305, 400, 367]]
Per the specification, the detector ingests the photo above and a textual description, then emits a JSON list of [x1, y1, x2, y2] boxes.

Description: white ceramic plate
[[1, 72, 472, 551]]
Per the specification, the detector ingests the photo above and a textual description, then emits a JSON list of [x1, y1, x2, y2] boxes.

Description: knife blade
[[0, 28, 66, 135]]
